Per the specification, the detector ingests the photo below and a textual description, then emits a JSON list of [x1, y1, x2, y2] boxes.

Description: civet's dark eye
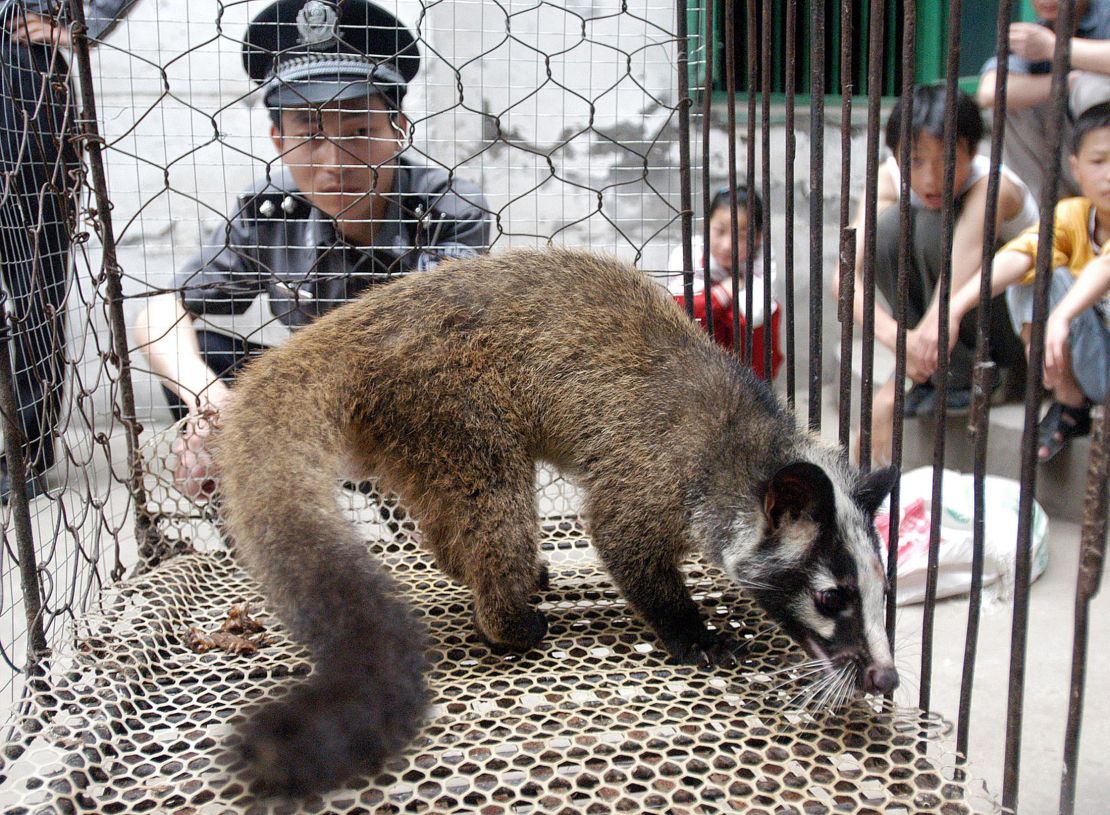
[[814, 588, 848, 616]]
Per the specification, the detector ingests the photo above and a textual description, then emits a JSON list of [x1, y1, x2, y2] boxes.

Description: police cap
[[242, 0, 420, 109]]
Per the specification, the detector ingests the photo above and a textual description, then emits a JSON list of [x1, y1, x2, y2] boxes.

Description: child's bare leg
[[1021, 323, 1090, 460], [870, 379, 897, 467], [854, 378, 897, 467], [1046, 350, 1087, 405]]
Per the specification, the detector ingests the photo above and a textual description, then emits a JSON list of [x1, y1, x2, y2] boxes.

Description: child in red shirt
[[666, 185, 782, 380]]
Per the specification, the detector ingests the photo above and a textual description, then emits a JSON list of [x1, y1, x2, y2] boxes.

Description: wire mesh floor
[[0, 500, 1001, 815]]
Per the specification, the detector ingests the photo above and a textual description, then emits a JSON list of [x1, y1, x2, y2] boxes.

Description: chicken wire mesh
[[0, 506, 1002, 815], [0, 0, 706, 701]]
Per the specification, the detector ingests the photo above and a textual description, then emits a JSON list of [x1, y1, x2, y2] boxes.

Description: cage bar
[[1003, 1, 1077, 809], [742, 0, 757, 364], [838, 227, 856, 450], [782, 0, 797, 409], [1059, 400, 1110, 814], [808, 0, 826, 431], [837, 0, 855, 454], [918, 0, 965, 715], [887, 0, 917, 648], [676, 0, 694, 316], [759, 0, 772, 381], [723, 0, 740, 351], [699, 1, 715, 339], [956, 0, 1015, 769], [858, 0, 886, 473]]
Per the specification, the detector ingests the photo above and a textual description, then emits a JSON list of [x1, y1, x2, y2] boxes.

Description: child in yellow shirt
[[945, 102, 1110, 461]]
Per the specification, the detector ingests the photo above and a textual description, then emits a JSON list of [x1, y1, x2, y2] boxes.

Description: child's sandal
[[1037, 401, 1092, 463]]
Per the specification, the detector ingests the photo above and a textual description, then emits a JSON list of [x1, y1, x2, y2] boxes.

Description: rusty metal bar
[[782, 1, 797, 406], [759, 0, 772, 381], [838, 0, 853, 261], [807, 0, 825, 431], [858, 0, 886, 472], [724, 1, 740, 348], [743, 0, 757, 364], [1003, 1, 1076, 808], [66, 0, 151, 573], [918, 0, 965, 714], [838, 229, 856, 450], [0, 311, 48, 664], [887, 0, 916, 645], [676, 0, 694, 317], [1059, 401, 1110, 814], [700, 0, 715, 340], [957, 0, 1014, 767], [837, 0, 854, 450]]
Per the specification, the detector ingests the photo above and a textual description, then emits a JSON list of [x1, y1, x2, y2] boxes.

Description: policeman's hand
[[1043, 313, 1071, 389], [1009, 23, 1055, 63], [10, 12, 73, 49], [173, 411, 220, 502], [173, 388, 234, 502]]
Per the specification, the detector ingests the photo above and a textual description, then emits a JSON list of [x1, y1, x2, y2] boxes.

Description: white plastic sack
[[874, 467, 1050, 606]]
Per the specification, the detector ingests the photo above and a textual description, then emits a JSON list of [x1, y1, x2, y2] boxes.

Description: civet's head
[[728, 461, 900, 696]]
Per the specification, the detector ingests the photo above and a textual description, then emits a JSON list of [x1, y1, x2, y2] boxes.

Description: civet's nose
[[864, 665, 899, 694]]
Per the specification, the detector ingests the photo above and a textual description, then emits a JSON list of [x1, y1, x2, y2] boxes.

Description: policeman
[[134, 0, 490, 498]]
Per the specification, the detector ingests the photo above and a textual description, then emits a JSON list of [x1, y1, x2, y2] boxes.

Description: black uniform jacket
[[174, 160, 490, 329]]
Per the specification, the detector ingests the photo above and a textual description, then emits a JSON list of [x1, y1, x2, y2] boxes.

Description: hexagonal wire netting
[[1, 510, 1000, 814], [1, 0, 1107, 813]]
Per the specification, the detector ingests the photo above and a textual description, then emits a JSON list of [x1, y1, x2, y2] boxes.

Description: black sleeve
[[83, 0, 139, 40], [173, 214, 268, 318], [410, 176, 491, 270]]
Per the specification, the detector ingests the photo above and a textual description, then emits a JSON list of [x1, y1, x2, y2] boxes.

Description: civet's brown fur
[[217, 248, 841, 795]]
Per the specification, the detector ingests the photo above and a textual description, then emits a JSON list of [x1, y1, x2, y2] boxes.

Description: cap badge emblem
[[296, 1, 339, 46]]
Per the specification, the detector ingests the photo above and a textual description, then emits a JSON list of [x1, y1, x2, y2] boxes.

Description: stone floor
[[894, 515, 1108, 815]]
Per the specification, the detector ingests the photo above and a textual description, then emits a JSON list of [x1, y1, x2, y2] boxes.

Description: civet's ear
[[852, 465, 899, 517], [762, 462, 835, 531]]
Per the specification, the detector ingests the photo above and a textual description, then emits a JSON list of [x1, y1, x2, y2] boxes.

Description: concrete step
[[833, 337, 1097, 525], [899, 403, 1095, 525]]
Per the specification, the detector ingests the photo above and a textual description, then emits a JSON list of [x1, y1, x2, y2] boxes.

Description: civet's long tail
[[217, 373, 429, 796]]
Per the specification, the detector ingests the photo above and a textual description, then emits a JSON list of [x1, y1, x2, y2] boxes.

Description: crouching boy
[[947, 102, 1110, 461]]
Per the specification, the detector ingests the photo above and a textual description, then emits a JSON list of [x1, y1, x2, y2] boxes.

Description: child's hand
[[904, 324, 939, 383], [1043, 313, 1071, 389], [1009, 22, 1055, 63]]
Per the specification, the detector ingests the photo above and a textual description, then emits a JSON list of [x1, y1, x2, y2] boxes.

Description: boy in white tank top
[[835, 85, 1036, 466]]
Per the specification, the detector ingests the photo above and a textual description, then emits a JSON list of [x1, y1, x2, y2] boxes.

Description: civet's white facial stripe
[[777, 519, 818, 562], [831, 478, 894, 668], [791, 594, 835, 640], [811, 566, 838, 593], [719, 512, 814, 579], [724, 509, 763, 564], [706, 506, 762, 577]]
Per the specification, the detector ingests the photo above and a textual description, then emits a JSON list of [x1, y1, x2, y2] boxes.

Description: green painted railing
[[687, 0, 1038, 102]]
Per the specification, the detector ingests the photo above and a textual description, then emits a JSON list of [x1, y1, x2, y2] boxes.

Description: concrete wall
[[69, 0, 867, 424]]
